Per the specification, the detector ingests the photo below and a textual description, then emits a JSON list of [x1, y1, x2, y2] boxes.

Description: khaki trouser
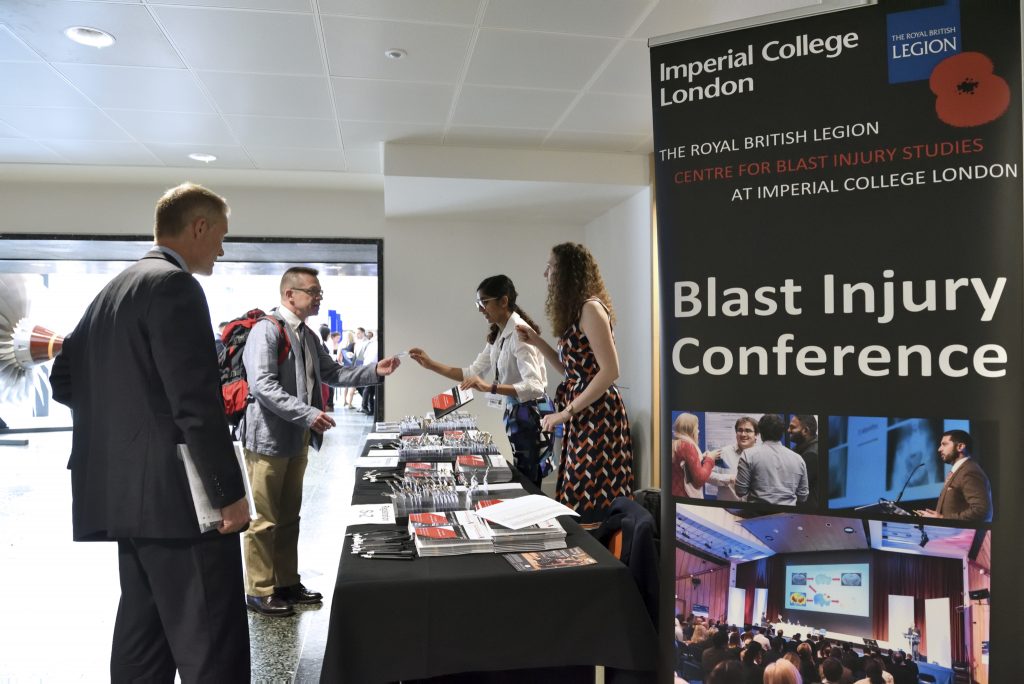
[[242, 440, 309, 596]]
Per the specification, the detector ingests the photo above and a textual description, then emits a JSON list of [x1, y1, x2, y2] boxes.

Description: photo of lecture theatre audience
[[673, 504, 989, 684], [827, 416, 994, 524], [671, 411, 821, 508]]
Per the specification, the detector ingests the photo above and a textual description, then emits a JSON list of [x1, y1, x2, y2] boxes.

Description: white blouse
[[461, 311, 547, 402]]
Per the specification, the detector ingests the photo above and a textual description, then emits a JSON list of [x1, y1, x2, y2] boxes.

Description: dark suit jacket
[[50, 251, 245, 540], [935, 458, 992, 522]]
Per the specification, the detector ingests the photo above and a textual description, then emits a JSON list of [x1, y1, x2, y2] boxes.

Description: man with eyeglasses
[[735, 413, 809, 506], [238, 266, 400, 616], [706, 416, 760, 501]]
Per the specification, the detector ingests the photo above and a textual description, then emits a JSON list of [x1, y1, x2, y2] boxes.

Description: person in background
[[735, 414, 809, 506], [359, 331, 379, 415], [788, 415, 818, 504], [671, 412, 715, 498], [410, 275, 549, 485], [708, 660, 745, 684], [919, 429, 992, 521], [763, 658, 802, 684], [707, 416, 758, 501], [518, 242, 633, 522], [342, 327, 368, 409], [49, 182, 251, 681]]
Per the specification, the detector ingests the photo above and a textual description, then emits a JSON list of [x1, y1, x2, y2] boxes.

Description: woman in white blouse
[[409, 275, 549, 485]]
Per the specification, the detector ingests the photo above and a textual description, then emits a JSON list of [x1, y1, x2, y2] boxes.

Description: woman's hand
[[408, 347, 431, 368], [459, 375, 491, 393], [541, 410, 569, 432], [515, 324, 539, 346]]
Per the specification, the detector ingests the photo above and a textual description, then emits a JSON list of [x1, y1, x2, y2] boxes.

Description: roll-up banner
[[652, 1, 1018, 681]]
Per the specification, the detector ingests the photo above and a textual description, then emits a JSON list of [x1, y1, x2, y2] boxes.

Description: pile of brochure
[[407, 507, 567, 557], [474, 499, 567, 553]]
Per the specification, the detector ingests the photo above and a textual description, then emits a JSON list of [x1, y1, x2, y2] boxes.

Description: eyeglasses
[[475, 297, 496, 309], [293, 287, 324, 298], [735, 428, 756, 434]]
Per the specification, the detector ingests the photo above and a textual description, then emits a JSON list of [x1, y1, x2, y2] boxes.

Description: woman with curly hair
[[517, 242, 633, 522]]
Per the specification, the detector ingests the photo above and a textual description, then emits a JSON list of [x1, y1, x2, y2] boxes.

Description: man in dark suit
[[919, 429, 992, 522], [50, 183, 251, 682]]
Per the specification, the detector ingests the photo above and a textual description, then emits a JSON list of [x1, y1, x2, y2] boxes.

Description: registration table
[[320, 436, 659, 683]]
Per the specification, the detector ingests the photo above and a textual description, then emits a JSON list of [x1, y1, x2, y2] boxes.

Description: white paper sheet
[[474, 494, 579, 530], [346, 503, 396, 526], [367, 449, 399, 457], [358, 456, 400, 468], [366, 432, 399, 440], [177, 442, 257, 533]]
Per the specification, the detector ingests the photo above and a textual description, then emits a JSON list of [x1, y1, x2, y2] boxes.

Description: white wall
[[0, 174, 583, 457], [584, 187, 653, 488]]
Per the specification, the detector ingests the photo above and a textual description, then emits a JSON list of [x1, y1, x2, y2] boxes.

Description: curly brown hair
[[545, 242, 615, 336]]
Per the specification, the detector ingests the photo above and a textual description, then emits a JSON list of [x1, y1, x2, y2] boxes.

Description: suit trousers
[[242, 442, 309, 595], [111, 535, 249, 683]]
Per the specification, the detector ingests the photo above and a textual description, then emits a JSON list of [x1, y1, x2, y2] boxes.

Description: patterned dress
[[554, 307, 634, 523]]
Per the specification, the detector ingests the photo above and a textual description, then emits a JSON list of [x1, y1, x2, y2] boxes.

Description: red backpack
[[218, 309, 291, 425]]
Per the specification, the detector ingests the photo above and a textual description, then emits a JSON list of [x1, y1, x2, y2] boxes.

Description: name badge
[[486, 393, 504, 410]]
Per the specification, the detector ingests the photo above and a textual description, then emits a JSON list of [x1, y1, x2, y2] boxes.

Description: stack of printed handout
[[476, 499, 567, 553], [407, 495, 578, 557], [408, 510, 495, 557]]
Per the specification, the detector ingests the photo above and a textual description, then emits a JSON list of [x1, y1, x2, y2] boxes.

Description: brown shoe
[[246, 594, 295, 617]]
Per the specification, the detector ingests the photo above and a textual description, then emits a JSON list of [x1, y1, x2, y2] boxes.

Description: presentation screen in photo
[[784, 562, 870, 618]]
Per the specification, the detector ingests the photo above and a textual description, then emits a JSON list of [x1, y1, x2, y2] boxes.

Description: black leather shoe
[[246, 594, 295, 617], [274, 583, 323, 605]]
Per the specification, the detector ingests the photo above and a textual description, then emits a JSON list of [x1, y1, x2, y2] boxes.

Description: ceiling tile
[[0, 1, 184, 67], [319, 0, 480, 25], [55, 63, 215, 112], [322, 16, 471, 82], [634, 0, 821, 40], [590, 39, 648, 95], [0, 24, 40, 62], [226, 115, 340, 148], [0, 63, 92, 107], [332, 78, 454, 124], [340, 121, 442, 149], [0, 106, 131, 141], [452, 85, 574, 129], [40, 139, 163, 165], [466, 29, 616, 90], [149, 0, 312, 10], [106, 109, 237, 145], [0, 138, 67, 163], [143, 142, 254, 168], [559, 92, 651, 135], [198, 72, 334, 117], [153, 6, 322, 74], [0, 120, 24, 138], [483, 0, 650, 37], [545, 129, 649, 153], [445, 126, 546, 147], [247, 146, 348, 171], [344, 147, 381, 173]]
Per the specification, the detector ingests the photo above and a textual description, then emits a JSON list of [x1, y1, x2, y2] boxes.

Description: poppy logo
[[930, 51, 1010, 127]]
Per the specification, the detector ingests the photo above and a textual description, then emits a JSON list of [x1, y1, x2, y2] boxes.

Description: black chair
[[951, 660, 971, 684], [918, 674, 937, 683]]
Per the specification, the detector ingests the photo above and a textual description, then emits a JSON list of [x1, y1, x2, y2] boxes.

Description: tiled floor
[[0, 408, 373, 683]]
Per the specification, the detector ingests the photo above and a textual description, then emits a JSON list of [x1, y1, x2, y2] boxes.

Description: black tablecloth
[[320, 440, 659, 682]]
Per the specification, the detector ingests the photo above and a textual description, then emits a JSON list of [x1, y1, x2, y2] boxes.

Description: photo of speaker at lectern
[[827, 415, 995, 526]]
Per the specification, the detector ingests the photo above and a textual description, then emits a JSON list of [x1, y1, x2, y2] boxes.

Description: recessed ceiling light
[[64, 26, 115, 49], [188, 153, 217, 163], [765, 535, 774, 541], [384, 48, 407, 60], [843, 527, 856, 534], [796, 526, 804, 531]]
